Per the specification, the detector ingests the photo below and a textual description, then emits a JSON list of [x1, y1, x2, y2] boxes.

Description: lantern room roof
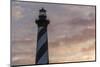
[[39, 8, 46, 12]]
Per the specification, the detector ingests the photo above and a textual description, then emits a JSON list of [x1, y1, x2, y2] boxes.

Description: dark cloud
[[49, 27, 95, 48]]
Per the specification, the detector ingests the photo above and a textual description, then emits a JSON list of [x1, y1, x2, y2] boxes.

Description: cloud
[[12, 6, 24, 20], [49, 38, 95, 63]]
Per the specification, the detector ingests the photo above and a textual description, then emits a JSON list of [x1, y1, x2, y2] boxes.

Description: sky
[[11, 1, 96, 65]]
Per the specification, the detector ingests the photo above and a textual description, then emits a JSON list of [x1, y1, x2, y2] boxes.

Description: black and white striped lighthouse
[[35, 8, 50, 64]]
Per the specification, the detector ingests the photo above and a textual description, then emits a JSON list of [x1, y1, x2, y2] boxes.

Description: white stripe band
[[38, 27, 44, 33], [37, 32, 47, 51], [37, 51, 48, 64]]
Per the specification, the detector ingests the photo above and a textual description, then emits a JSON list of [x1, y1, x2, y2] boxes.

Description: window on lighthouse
[[39, 12, 46, 15]]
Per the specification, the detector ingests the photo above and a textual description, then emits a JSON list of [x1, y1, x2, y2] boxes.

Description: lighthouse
[[35, 8, 50, 64]]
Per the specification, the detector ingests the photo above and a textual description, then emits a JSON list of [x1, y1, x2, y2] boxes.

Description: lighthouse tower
[[35, 8, 50, 64]]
